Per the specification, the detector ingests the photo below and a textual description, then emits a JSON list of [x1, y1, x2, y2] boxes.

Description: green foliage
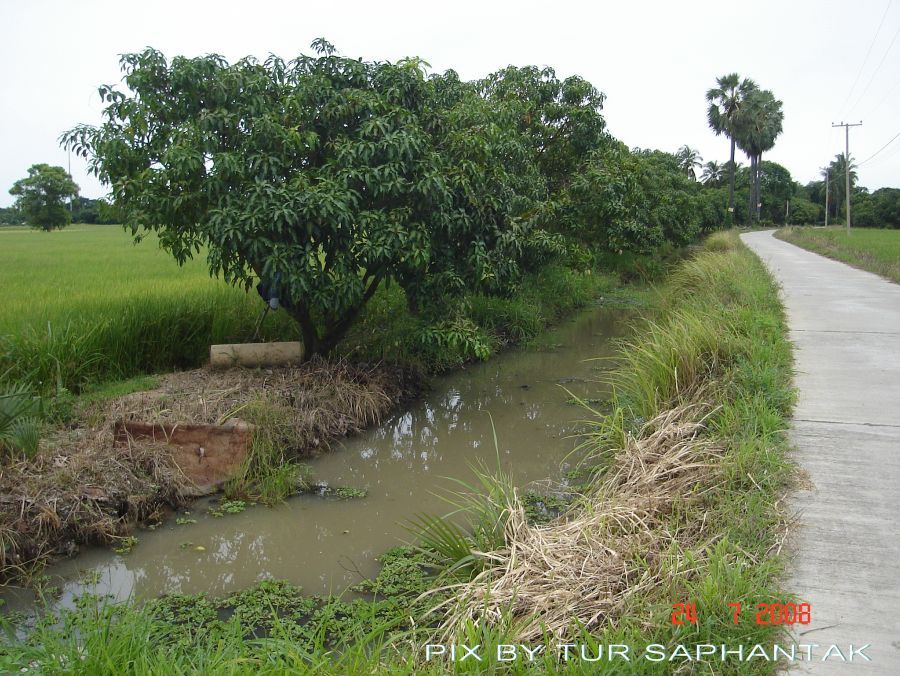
[[700, 160, 725, 187], [8, 164, 79, 232], [696, 185, 730, 233], [0, 553, 435, 674], [69, 196, 117, 225], [853, 187, 900, 228], [563, 139, 648, 250], [555, 142, 712, 254], [788, 196, 821, 225], [414, 454, 517, 581], [521, 490, 572, 524], [63, 42, 544, 356], [417, 316, 492, 362], [332, 486, 368, 499], [0, 206, 21, 225], [478, 65, 607, 196], [0, 382, 42, 458], [342, 260, 613, 373], [674, 145, 703, 180], [563, 143, 706, 252], [823, 153, 858, 221], [757, 160, 794, 224], [113, 535, 138, 554], [209, 499, 249, 517]]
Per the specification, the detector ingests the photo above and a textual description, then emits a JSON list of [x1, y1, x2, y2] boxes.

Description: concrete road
[[741, 230, 900, 673]]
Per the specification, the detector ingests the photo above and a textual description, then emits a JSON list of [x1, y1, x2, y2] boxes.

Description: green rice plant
[[0, 226, 298, 394]]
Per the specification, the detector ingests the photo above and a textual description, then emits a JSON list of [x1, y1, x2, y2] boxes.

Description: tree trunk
[[728, 138, 736, 212], [286, 305, 320, 359], [748, 155, 756, 225], [753, 153, 762, 223]]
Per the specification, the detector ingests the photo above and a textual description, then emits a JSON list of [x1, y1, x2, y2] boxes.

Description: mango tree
[[9, 164, 79, 231], [63, 41, 536, 355]]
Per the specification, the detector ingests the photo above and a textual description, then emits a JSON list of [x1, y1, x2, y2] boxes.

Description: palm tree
[[700, 160, 724, 186], [733, 88, 784, 223], [828, 153, 858, 220], [820, 165, 835, 222], [706, 73, 757, 216], [675, 145, 703, 180]]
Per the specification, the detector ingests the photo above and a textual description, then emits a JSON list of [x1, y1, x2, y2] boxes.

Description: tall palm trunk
[[754, 153, 762, 222], [747, 154, 756, 224], [728, 137, 736, 212]]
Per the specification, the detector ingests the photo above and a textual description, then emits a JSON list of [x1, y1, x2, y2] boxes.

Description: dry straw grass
[[0, 426, 192, 579], [108, 356, 418, 454], [0, 358, 419, 582], [434, 400, 726, 642]]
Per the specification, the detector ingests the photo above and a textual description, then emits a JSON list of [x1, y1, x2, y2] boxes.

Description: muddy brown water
[[2, 306, 631, 612]]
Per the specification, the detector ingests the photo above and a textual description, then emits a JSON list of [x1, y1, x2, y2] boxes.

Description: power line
[[839, 0, 892, 117], [858, 129, 900, 165], [861, 133, 900, 167], [848, 22, 900, 116], [863, 76, 900, 118]]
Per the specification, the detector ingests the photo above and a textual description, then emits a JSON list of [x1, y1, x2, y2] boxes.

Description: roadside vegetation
[[776, 226, 900, 283], [0, 232, 797, 673]]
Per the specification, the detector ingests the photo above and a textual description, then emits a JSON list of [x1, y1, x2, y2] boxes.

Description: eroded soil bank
[[0, 359, 422, 583]]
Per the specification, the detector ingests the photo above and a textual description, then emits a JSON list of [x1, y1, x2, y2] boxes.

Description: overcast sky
[[2, 0, 898, 207]]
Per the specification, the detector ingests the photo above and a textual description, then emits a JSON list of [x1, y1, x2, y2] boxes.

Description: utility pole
[[825, 168, 829, 227], [67, 148, 73, 213], [832, 121, 862, 233]]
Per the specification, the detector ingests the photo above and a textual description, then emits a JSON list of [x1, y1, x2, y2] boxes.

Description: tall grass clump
[[224, 397, 309, 505]]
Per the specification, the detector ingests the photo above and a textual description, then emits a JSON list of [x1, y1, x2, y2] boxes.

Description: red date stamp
[[671, 602, 811, 626]]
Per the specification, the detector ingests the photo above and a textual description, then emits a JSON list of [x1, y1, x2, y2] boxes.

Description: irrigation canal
[[3, 305, 632, 612]]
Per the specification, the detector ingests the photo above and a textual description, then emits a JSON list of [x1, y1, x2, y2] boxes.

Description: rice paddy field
[[776, 226, 900, 284], [0, 225, 297, 392]]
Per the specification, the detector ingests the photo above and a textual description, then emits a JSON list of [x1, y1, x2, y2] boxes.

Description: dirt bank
[[0, 358, 422, 583]]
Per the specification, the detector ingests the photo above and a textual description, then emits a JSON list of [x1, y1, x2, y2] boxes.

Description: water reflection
[[2, 308, 630, 614]]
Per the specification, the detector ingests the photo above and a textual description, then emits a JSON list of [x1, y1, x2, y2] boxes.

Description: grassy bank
[[425, 229, 796, 671], [0, 231, 796, 673], [776, 226, 900, 283]]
